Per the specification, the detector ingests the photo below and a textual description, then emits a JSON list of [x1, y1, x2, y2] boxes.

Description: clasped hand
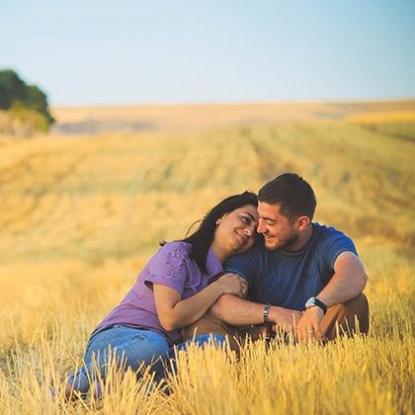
[[216, 273, 248, 298], [295, 306, 324, 343], [271, 306, 324, 343]]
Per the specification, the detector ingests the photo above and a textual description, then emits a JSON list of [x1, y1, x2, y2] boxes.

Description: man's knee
[[323, 293, 369, 338], [344, 293, 369, 311], [345, 293, 369, 334], [331, 293, 369, 317]]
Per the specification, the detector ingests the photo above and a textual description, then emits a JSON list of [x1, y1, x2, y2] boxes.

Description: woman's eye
[[241, 216, 250, 224]]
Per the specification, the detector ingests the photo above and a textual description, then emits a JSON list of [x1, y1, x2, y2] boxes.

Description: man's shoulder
[[312, 222, 352, 242], [311, 222, 357, 262], [225, 240, 266, 267]]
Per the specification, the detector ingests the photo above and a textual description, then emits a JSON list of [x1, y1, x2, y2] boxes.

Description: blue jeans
[[67, 325, 225, 394]]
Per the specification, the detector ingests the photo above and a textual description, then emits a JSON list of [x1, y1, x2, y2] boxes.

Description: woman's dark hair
[[179, 191, 258, 273]]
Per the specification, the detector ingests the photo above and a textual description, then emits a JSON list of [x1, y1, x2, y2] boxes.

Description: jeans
[[67, 325, 226, 395]]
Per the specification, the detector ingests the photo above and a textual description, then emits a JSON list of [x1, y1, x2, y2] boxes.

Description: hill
[[52, 99, 415, 134]]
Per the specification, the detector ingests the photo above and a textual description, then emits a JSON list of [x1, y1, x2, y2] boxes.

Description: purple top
[[94, 241, 223, 344]]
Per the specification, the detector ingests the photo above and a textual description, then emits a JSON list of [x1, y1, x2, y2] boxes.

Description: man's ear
[[297, 215, 311, 231]]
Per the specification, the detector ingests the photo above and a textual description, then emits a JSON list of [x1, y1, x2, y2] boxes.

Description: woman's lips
[[235, 231, 248, 245]]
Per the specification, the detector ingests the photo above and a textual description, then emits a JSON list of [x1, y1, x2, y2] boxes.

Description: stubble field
[[0, 101, 414, 414]]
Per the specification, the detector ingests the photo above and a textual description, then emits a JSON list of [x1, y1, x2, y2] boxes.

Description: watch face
[[305, 297, 316, 308]]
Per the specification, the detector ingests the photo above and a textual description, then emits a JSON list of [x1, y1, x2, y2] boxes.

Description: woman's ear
[[216, 212, 229, 225], [216, 214, 226, 225]]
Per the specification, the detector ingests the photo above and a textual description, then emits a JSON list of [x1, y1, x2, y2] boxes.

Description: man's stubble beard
[[264, 233, 299, 251]]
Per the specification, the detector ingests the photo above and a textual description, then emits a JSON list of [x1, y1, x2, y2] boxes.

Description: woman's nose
[[244, 225, 255, 236]]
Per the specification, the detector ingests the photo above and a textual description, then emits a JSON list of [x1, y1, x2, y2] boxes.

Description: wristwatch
[[305, 297, 327, 315], [263, 303, 271, 323]]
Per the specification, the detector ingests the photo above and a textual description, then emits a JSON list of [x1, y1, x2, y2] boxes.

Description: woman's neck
[[210, 240, 228, 264]]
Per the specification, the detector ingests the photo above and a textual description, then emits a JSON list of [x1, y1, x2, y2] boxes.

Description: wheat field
[[0, 102, 414, 414]]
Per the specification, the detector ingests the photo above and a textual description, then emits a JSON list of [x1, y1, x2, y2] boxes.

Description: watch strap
[[263, 303, 271, 323], [314, 298, 327, 314]]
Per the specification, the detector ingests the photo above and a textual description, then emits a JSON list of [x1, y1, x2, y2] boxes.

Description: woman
[[65, 191, 258, 399]]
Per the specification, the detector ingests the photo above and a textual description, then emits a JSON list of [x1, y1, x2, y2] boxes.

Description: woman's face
[[214, 204, 259, 255]]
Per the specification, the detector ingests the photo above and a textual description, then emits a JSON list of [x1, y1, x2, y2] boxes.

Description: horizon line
[[51, 96, 415, 108]]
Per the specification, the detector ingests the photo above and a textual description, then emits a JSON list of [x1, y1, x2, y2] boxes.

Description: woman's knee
[[73, 328, 171, 388], [122, 330, 170, 365]]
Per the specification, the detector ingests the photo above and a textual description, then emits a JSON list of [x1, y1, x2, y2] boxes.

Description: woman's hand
[[154, 274, 247, 332], [216, 273, 248, 297]]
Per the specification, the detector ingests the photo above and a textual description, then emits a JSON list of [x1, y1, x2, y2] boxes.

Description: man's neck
[[284, 224, 314, 252]]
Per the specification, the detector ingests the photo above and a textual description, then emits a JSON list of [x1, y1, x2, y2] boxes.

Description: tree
[[0, 69, 27, 109], [0, 69, 55, 131]]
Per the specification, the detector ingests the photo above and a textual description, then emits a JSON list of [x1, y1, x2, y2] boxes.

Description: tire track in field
[[243, 127, 298, 182]]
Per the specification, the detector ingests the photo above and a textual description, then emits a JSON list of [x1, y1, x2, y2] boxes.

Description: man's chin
[[264, 235, 298, 251], [264, 238, 281, 250]]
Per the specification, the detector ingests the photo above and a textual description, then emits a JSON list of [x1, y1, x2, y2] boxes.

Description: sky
[[1, 0, 414, 106]]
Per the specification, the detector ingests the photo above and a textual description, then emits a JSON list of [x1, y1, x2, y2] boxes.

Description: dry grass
[[52, 100, 415, 133], [0, 104, 414, 414]]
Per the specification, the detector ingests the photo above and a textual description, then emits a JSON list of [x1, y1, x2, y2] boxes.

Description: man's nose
[[257, 219, 265, 234]]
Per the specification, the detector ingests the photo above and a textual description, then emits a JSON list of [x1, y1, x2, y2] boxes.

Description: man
[[183, 173, 369, 344]]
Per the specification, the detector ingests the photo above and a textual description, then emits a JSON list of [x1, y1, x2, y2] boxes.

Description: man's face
[[257, 202, 299, 250]]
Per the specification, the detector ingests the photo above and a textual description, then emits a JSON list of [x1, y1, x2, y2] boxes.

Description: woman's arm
[[153, 274, 245, 331]]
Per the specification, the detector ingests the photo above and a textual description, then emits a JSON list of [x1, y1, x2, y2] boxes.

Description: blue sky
[[1, 0, 414, 105]]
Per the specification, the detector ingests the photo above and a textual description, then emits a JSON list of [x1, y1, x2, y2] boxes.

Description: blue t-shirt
[[224, 223, 357, 310]]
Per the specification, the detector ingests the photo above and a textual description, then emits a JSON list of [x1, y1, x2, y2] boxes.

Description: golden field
[[0, 101, 414, 414]]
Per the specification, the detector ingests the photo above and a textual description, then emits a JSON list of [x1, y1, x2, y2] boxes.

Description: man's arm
[[316, 251, 367, 307], [296, 251, 368, 342], [209, 293, 302, 332]]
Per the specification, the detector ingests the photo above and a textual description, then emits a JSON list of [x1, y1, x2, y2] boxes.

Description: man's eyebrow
[[260, 215, 275, 222]]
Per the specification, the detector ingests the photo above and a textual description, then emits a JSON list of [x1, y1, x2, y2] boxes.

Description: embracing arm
[[209, 290, 302, 331], [153, 274, 245, 332], [209, 294, 265, 325]]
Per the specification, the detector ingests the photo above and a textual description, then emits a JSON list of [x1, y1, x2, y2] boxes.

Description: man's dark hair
[[258, 173, 316, 220]]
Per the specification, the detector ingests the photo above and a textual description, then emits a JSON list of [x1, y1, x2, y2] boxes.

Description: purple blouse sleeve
[[144, 242, 190, 296]]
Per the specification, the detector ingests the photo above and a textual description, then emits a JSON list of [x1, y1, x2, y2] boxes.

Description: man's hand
[[269, 306, 303, 334], [296, 306, 324, 343]]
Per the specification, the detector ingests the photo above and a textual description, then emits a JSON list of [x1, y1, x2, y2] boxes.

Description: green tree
[[0, 69, 27, 109], [0, 69, 55, 131]]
